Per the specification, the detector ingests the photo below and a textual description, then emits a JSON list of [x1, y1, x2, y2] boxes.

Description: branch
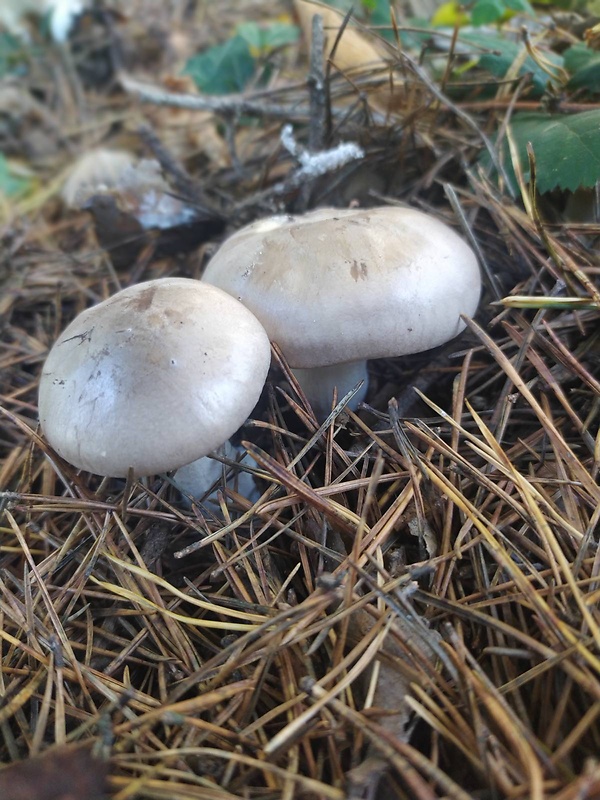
[[120, 72, 316, 121]]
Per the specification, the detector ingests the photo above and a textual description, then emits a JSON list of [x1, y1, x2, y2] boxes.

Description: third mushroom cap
[[202, 206, 482, 420]]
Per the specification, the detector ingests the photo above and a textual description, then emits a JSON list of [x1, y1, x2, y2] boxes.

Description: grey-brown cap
[[201, 206, 481, 369], [38, 278, 271, 477]]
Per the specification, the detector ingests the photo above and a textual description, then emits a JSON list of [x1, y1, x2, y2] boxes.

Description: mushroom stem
[[291, 360, 368, 421], [174, 442, 259, 509]]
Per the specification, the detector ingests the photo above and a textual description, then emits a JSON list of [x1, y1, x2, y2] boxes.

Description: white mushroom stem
[[174, 442, 259, 509], [291, 360, 368, 421]]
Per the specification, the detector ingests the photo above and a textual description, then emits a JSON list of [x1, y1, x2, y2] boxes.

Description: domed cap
[[39, 278, 271, 477], [61, 148, 136, 209], [201, 206, 481, 369]]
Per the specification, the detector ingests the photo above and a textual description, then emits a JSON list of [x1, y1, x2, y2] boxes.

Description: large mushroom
[[201, 206, 481, 420], [39, 278, 270, 477]]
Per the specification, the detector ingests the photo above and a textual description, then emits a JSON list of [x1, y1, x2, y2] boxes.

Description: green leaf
[[458, 31, 563, 94], [0, 154, 31, 199], [431, 2, 470, 26], [362, 0, 393, 25], [320, 0, 354, 11], [0, 32, 28, 78], [183, 35, 256, 95], [482, 110, 600, 193], [504, 0, 534, 11], [471, 0, 506, 25], [564, 43, 600, 92], [236, 21, 299, 55]]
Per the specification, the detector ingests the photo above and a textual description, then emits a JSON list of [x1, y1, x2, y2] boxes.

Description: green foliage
[[183, 35, 255, 94], [470, 0, 506, 25], [503, 0, 534, 9], [483, 110, 600, 193], [183, 22, 299, 95], [430, 0, 533, 26], [0, 154, 31, 199], [470, 0, 533, 25], [360, 0, 393, 26], [0, 32, 29, 78], [236, 21, 299, 55], [563, 43, 600, 92], [458, 31, 563, 94], [319, 0, 353, 10]]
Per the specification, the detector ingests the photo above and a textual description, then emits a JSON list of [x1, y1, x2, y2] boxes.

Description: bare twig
[[308, 13, 328, 151]]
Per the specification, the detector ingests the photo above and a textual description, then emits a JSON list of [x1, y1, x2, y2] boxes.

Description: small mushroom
[[201, 206, 481, 420], [61, 148, 136, 209], [38, 278, 270, 477], [0, 0, 84, 42], [62, 153, 225, 269]]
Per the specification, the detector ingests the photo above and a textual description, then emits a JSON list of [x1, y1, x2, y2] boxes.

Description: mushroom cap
[[61, 148, 136, 209], [39, 278, 271, 477], [202, 206, 481, 369]]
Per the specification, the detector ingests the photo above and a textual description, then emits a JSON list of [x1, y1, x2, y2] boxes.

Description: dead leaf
[[145, 77, 229, 168], [0, 746, 109, 800], [343, 603, 442, 794], [294, 0, 387, 75], [293, 0, 405, 112]]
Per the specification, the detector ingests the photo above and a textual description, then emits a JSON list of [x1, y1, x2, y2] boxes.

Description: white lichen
[[280, 124, 364, 181]]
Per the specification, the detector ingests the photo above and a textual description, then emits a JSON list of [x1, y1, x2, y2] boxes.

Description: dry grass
[[1, 3, 600, 799]]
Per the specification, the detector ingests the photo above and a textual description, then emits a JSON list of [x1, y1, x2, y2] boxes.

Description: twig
[[308, 13, 328, 151], [120, 72, 318, 121], [232, 126, 364, 213], [138, 124, 211, 209]]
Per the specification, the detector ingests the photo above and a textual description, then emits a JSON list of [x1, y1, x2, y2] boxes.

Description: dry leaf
[[342, 603, 442, 794], [294, 0, 405, 112], [145, 77, 229, 168], [0, 746, 109, 800], [350, 603, 441, 742]]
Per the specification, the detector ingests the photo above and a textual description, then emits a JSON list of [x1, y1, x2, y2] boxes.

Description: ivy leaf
[[481, 110, 600, 193], [183, 35, 256, 94]]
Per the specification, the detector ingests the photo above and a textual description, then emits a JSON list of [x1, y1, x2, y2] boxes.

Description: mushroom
[[39, 278, 270, 477], [174, 440, 260, 510], [0, 0, 84, 42], [62, 153, 225, 269], [61, 148, 136, 209], [201, 206, 481, 420]]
